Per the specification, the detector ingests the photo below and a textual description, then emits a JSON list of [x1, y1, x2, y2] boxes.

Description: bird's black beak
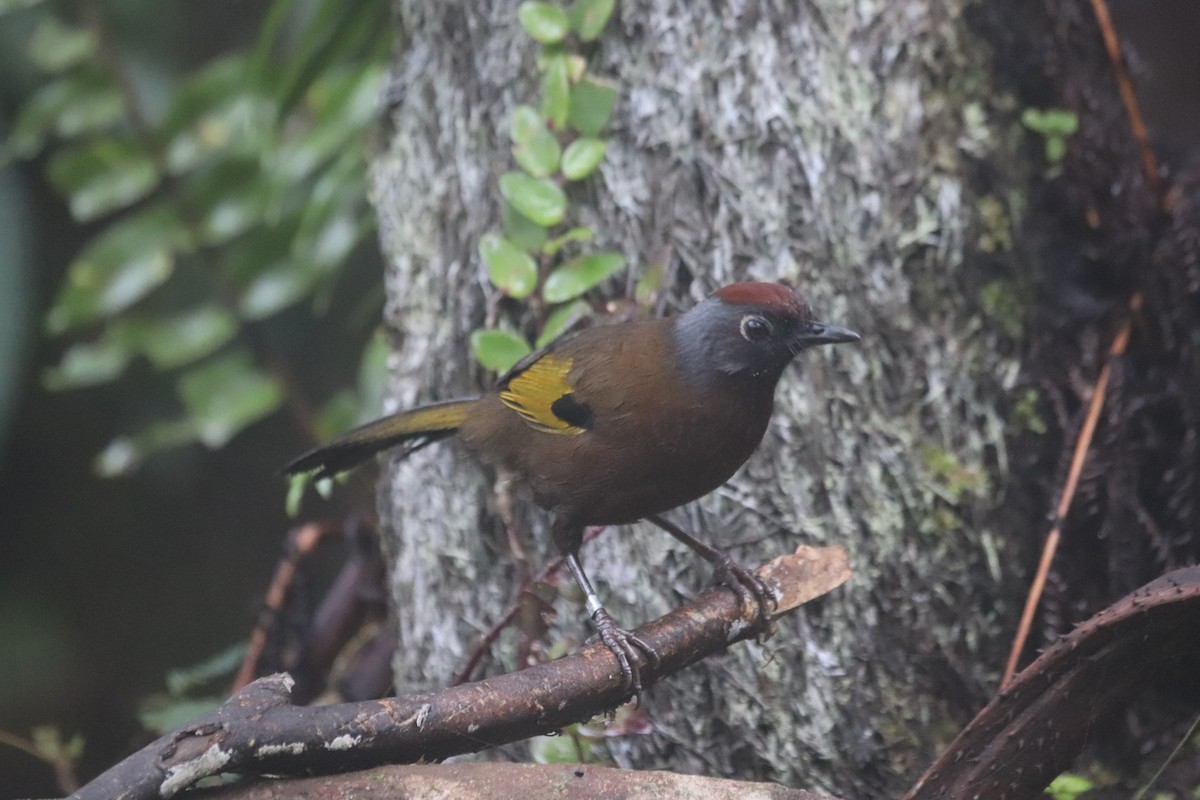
[[794, 320, 861, 348]]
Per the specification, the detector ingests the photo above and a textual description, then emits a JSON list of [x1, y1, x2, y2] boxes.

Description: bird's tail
[[284, 398, 477, 480]]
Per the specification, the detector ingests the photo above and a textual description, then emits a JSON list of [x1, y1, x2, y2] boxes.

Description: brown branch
[[71, 545, 851, 800], [909, 565, 1200, 800]]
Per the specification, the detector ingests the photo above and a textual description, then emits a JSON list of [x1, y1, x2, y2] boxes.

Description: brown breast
[[459, 319, 777, 526]]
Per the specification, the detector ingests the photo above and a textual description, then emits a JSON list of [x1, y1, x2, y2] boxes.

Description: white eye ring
[[739, 314, 773, 342]]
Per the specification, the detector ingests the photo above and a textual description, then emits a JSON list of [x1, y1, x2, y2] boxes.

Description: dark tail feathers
[[284, 398, 477, 480]]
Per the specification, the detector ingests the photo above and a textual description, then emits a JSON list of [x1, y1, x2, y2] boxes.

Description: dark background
[[0, 2, 382, 795]]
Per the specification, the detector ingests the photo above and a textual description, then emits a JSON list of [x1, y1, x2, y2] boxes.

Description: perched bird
[[286, 281, 859, 691]]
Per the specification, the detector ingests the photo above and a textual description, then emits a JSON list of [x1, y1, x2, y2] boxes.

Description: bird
[[286, 281, 860, 693]]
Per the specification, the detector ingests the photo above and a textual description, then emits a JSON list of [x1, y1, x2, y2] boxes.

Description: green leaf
[[560, 137, 606, 180], [46, 206, 184, 333], [541, 52, 571, 130], [502, 201, 548, 251], [30, 726, 84, 763], [518, 2, 570, 44], [162, 56, 273, 174], [238, 262, 311, 320], [543, 251, 624, 302], [26, 16, 95, 72], [564, 54, 586, 83], [479, 233, 538, 298], [530, 731, 593, 764], [499, 172, 567, 227], [470, 328, 531, 373], [288, 146, 372, 278], [513, 125, 561, 178], [8, 73, 121, 156], [185, 157, 274, 245], [1045, 137, 1066, 163], [510, 105, 544, 144], [42, 337, 132, 390], [94, 417, 199, 477], [1045, 774, 1093, 800], [176, 350, 283, 448], [568, 0, 615, 41], [47, 138, 159, 221], [536, 299, 590, 347], [635, 261, 665, 307], [293, 207, 365, 275], [567, 77, 616, 136], [269, 64, 384, 182], [138, 696, 225, 736], [115, 307, 239, 370], [165, 643, 248, 695], [264, 0, 390, 122], [1021, 108, 1078, 136], [542, 226, 592, 256]]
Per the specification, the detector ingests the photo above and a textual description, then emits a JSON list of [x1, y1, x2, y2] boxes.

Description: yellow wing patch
[[499, 352, 588, 435]]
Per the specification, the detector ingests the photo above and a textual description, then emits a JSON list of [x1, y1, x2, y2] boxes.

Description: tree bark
[[370, 2, 1026, 797]]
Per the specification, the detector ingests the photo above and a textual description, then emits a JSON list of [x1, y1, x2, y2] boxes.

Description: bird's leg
[[561, 551, 660, 696], [647, 514, 776, 622]]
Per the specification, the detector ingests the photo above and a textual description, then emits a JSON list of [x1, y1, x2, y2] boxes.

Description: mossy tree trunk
[[369, 2, 1029, 797]]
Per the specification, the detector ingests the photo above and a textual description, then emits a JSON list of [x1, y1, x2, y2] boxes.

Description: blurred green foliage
[[3, 0, 391, 475]]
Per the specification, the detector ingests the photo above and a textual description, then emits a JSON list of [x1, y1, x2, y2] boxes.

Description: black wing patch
[[550, 393, 595, 430]]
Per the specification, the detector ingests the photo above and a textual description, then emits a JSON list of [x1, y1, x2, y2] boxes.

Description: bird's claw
[[589, 607, 660, 700], [713, 556, 777, 624]]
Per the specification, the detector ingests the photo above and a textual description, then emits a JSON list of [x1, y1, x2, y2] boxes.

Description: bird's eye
[[739, 314, 773, 342]]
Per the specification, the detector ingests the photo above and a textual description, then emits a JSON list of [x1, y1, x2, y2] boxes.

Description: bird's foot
[[712, 555, 777, 624], [589, 607, 660, 698]]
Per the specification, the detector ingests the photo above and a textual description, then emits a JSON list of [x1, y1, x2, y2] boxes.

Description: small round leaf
[[47, 137, 159, 221], [502, 201, 549, 251], [479, 233, 538, 298], [568, 0, 616, 41], [561, 137, 606, 180], [513, 127, 562, 178], [470, 328, 532, 373], [511, 105, 545, 144], [499, 172, 567, 227], [518, 2, 570, 43], [567, 78, 617, 136], [541, 53, 571, 129], [543, 251, 625, 303], [536, 299, 591, 347], [176, 351, 283, 448]]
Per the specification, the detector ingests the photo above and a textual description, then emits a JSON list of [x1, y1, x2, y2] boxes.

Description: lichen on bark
[[370, 1, 1030, 796]]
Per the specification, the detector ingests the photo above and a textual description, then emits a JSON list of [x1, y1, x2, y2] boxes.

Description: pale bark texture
[[370, 2, 1026, 797]]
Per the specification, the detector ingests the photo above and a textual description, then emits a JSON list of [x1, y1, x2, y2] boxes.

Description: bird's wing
[[496, 346, 592, 435]]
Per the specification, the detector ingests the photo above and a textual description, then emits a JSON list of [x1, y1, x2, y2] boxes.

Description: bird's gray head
[[673, 282, 860, 384]]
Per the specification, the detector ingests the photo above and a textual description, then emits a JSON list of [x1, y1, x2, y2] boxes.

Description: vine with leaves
[[471, 0, 634, 373]]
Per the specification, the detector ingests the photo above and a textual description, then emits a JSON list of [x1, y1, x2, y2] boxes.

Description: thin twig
[[1002, 304, 1137, 686], [1002, 0, 1164, 688], [232, 521, 344, 691], [0, 729, 80, 795], [1086, 0, 1161, 195]]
